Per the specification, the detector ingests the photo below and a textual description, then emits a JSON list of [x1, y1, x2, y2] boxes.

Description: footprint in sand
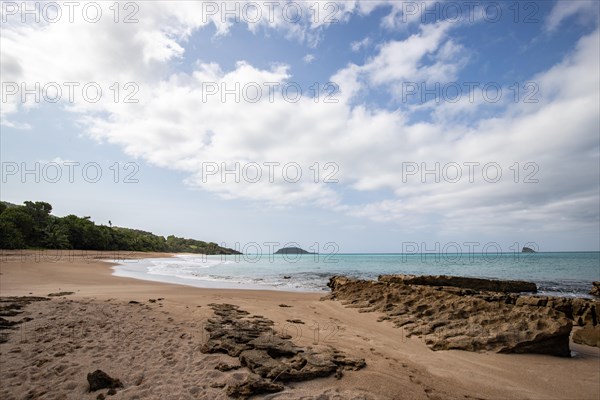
[[369, 348, 383, 356]]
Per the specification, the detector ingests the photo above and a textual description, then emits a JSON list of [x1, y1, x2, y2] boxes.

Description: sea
[[111, 252, 600, 298]]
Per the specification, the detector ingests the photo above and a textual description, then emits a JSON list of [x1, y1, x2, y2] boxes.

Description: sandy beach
[[4, 1, 599, 398], [1, 251, 599, 400]]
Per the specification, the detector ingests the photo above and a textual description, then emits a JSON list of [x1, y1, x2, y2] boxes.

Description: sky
[[1, 0, 599, 253]]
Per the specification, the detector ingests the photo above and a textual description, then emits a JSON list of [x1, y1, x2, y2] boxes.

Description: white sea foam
[[110, 254, 320, 291]]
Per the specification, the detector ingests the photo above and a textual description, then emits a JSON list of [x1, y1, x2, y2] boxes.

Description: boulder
[[591, 282, 600, 297], [87, 370, 123, 392]]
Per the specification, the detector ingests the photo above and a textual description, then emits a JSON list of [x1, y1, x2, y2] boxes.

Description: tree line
[[0, 201, 239, 254]]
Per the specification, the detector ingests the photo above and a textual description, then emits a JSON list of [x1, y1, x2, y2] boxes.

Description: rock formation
[[201, 303, 365, 398], [378, 274, 537, 293], [326, 276, 574, 356], [591, 282, 600, 297], [225, 373, 284, 398], [573, 325, 600, 347], [522, 247, 536, 253], [87, 370, 123, 392], [0, 297, 48, 343]]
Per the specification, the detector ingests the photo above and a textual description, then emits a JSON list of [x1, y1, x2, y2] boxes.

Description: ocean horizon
[[111, 251, 600, 297]]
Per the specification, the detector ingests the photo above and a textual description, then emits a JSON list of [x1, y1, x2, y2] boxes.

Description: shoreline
[[1, 250, 599, 399], [102, 251, 598, 298], [109, 257, 327, 293], [0, 250, 320, 301]]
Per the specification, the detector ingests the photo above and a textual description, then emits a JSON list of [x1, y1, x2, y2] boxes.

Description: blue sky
[[1, 1, 599, 252]]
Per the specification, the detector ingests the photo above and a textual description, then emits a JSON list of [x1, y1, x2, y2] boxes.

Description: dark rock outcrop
[[0, 297, 49, 343], [591, 282, 600, 297], [47, 292, 74, 297], [201, 303, 365, 397], [215, 362, 241, 371], [378, 274, 537, 293], [327, 276, 572, 357], [0, 296, 49, 316], [87, 370, 123, 392], [522, 247, 536, 253], [225, 374, 284, 398]]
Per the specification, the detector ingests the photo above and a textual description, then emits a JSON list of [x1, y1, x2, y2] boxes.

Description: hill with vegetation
[[0, 200, 239, 254], [274, 246, 313, 254]]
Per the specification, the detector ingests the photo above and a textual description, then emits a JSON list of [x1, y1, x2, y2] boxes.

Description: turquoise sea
[[112, 252, 600, 298]]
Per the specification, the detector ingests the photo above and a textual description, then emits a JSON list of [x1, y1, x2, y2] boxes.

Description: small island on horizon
[[274, 246, 315, 255], [522, 247, 537, 253]]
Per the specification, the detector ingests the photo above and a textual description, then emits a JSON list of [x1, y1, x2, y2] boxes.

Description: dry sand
[[0, 250, 598, 399]]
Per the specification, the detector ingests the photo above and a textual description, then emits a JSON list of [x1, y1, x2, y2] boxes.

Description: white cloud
[[364, 22, 459, 85], [332, 22, 467, 101], [0, 115, 31, 129], [303, 54, 316, 64], [351, 37, 371, 52], [0, 0, 362, 123], [351, 0, 458, 30], [545, 0, 599, 32]]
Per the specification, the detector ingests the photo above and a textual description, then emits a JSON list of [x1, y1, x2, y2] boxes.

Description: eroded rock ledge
[[377, 275, 599, 327], [326, 275, 576, 357], [201, 303, 366, 398], [378, 274, 537, 293]]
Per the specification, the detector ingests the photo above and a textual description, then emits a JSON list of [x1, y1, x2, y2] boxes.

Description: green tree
[[61, 215, 102, 249], [43, 219, 70, 249], [0, 207, 35, 246], [0, 219, 25, 249], [23, 201, 53, 246]]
